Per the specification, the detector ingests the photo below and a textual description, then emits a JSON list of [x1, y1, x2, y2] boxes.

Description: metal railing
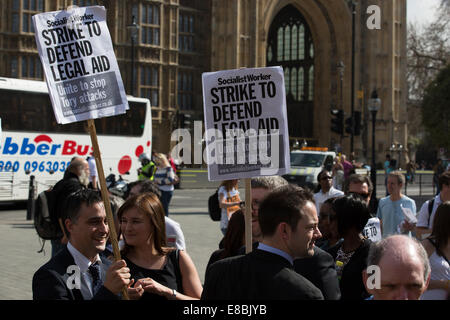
[[375, 171, 436, 198]]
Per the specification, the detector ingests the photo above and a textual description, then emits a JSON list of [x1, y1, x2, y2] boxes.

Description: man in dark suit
[[202, 185, 324, 300], [294, 246, 341, 300], [32, 189, 132, 300], [244, 176, 340, 300]]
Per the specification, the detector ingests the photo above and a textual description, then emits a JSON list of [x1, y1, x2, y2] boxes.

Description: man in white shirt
[[87, 156, 98, 189], [32, 189, 132, 300], [314, 170, 344, 214], [416, 171, 450, 239]]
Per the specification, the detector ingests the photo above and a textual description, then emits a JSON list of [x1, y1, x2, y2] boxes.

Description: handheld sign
[[33, 6, 129, 299], [32, 6, 128, 124], [202, 66, 290, 181]]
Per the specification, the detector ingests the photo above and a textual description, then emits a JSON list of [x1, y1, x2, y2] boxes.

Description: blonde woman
[[153, 153, 176, 217]]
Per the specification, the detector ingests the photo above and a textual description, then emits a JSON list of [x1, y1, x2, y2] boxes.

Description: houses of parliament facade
[[0, 0, 408, 167]]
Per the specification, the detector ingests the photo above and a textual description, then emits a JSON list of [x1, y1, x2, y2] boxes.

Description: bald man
[[363, 235, 430, 300]]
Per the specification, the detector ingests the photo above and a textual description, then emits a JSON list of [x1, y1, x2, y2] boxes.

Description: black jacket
[[236, 242, 340, 300], [202, 249, 324, 300], [32, 247, 119, 300], [327, 238, 372, 300], [294, 246, 341, 300]]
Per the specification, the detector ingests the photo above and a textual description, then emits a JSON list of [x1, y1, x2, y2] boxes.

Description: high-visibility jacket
[[138, 161, 156, 181]]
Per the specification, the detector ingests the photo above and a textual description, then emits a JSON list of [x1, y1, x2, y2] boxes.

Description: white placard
[[401, 205, 418, 224], [363, 217, 382, 242], [202, 66, 290, 181], [32, 6, 128, 124]]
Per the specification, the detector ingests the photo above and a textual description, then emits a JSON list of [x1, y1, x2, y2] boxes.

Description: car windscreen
[[290, 153, 325, 167]]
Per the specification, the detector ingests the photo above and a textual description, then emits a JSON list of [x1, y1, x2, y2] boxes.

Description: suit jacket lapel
[[58, 247, 84, 300]]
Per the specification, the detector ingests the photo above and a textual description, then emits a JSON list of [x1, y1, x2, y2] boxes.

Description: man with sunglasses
[[314, 170, 344, 214], [345, 174, 382, 242]]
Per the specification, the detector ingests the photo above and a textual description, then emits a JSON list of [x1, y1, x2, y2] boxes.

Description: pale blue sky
[[407, 0, 441, 25]]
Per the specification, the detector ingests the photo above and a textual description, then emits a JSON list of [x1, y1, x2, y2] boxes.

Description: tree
[[407, 1, 450, 101], [407, 1, 450, 158], [421, 64, 450, 152]]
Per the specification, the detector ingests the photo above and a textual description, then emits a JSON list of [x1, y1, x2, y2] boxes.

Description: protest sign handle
[[87, 119, 129, 300], [245, 178, 252, 253]]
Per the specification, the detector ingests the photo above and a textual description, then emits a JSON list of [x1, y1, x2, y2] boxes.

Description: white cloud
[[407, 0, 440, 26]]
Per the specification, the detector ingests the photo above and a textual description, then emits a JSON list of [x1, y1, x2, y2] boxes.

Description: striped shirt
[[154, 167, 175, 191]]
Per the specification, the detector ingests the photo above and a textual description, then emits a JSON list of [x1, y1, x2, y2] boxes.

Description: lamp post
[[368, 90, 381, 198], [347, 0, 357, 154], [127, 16, 139, 96]]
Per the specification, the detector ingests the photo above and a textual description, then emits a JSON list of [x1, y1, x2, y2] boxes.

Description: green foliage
[[421, 64, 450, 152]]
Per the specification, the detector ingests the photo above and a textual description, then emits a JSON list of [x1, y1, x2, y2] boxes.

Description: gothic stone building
[[0, 0, 408, 167]]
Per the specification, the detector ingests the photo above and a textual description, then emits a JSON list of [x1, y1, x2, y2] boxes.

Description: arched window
[[267, 5, 314, 138]]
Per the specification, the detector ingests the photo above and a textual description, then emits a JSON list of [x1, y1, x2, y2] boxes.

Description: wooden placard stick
[[244, 178, 253, 253], [87, 119, 129, 300]]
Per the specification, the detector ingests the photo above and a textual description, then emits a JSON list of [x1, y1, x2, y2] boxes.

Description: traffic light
[[354, 111, 361, 136], [183, 114, 192, 128], [345, 115, 353, 135], [330, 109, 344, 135], [178, 113, 192, 129]]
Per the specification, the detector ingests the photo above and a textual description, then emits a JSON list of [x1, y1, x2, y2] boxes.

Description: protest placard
[[32, 5, 128, 124], [33, 6, 129, 298], [202, 66, 290, 181]]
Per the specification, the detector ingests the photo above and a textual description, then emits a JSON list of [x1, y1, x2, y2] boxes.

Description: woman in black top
[[118, 193, 202, 300], [326, 194, 372, 300]]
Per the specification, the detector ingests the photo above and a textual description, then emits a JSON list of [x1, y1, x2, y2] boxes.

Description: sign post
[[33, 6, 129, 299], [202, 66, 290, 253], [244, 178, 252, 253], [87, 120, 128, 299]]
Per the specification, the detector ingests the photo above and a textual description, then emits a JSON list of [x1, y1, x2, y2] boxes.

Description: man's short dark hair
[[332, 194, 370, 236], [345, 173, 373, 195], [126, 180, 162, 199], [258, 184, 314, 237], [439, 171, 450, 190], [317, 170, 330, 182], [63, 189, 103, 236]]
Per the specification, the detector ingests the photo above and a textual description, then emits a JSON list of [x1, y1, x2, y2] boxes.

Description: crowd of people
[[32, 155, 450, 301]]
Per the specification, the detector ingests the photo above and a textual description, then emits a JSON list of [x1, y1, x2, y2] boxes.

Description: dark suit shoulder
[[247, 250, 324, 300], [271, 267, 324, 300], [32, 248, 77, 300], [294, 247, 341, 300]]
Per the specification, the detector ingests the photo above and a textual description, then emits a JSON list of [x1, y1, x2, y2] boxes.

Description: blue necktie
[[88, 262, 102, 296]]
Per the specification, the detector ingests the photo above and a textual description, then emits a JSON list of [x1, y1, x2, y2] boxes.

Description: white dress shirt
[[313, 187, 344, 214], [67, 242, 103, 299]]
